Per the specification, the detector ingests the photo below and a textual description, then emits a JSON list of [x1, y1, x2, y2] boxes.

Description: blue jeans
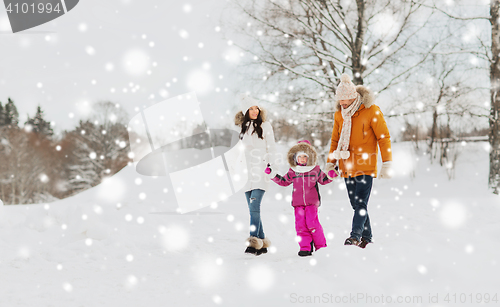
[[245, 189, 265, 239], [345, 175, 373, 242]]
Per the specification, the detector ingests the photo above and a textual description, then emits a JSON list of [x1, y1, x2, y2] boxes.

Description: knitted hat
[[335, 74, 358, 100], [239, 93, 260, 114]]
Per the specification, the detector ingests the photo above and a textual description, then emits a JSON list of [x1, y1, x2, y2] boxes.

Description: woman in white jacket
[[234, 94, 277, 256]]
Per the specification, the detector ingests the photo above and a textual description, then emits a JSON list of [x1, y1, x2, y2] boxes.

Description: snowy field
[[1, 141, 499, 307]]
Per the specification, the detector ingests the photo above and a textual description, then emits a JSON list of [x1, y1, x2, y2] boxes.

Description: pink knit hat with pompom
[[335, 74, 358, 100]]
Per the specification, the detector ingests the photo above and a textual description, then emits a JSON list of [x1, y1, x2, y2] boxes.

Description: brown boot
[[344, 237, 359, 246], [358, 238, 371, 249]]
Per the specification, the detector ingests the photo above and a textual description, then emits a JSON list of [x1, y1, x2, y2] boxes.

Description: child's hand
[[328, 170, 338, 178], [326, 163, 339, 179], [265, 164, 272, 174]]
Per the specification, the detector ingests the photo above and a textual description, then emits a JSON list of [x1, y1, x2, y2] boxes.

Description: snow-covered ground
[[1, 141, 500, 307]]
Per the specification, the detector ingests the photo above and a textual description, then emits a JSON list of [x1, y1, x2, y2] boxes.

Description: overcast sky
[[0, 0, 246, 135], [0, 0, 493, 139]]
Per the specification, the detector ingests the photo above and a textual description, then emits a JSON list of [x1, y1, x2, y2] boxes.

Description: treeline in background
[[0, 98, 131, 205]]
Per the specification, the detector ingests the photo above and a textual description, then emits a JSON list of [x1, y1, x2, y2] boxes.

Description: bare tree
[[225, 0, 442, 86], [221, 0, 446, 149], [425, 0, 500, 192], [0, 127, 62, 204], [65, 102, 131, 195], [388, 54, 485, 159], [490, 1, 500, 193]]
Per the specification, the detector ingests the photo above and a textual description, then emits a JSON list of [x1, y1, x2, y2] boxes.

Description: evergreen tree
[[25, 105, 53, 136], [0, 101, 6, 126], [66, 102, 130, 195], [67, 121, 102, 193], [4, 98, 19, 127]]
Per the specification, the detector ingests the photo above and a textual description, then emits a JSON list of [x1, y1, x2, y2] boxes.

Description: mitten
[[264, 163, 278, 178], [326, 163, 339, 179], [379, 161, 393, 179], [328, 169, 338, 179]]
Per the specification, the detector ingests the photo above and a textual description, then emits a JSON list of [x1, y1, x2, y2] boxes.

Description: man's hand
[[379, 161, 393, 179]]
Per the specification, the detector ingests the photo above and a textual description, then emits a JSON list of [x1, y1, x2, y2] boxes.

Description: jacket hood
[[287, 141, 317, 167], [334, 85, 374, 112], [234, 107, 267, 126]]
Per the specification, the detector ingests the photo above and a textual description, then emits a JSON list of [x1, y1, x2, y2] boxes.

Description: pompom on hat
[[239, 93, 260, 114], [335, 73, 358, 100]]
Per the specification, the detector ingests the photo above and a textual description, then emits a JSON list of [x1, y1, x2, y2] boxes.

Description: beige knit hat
[[335, 74, 358, 100]]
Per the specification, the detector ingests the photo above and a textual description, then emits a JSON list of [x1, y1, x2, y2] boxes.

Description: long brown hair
[[239, 108, 263, 140]]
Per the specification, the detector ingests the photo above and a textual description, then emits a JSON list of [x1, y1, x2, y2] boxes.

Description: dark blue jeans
[[345, 175, 373, 242], [245, 189, 265, 239]]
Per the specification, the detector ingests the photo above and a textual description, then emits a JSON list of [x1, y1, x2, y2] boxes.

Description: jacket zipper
[[302, 173, 307, 206]]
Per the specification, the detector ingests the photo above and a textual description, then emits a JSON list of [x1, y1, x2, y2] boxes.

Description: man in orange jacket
[[326, 74, 393, 248]]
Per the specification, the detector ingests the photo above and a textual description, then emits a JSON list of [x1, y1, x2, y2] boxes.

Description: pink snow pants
[[294, 205, 327, 251]]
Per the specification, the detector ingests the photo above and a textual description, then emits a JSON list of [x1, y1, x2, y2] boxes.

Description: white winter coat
[[234, 108, 278, 192]]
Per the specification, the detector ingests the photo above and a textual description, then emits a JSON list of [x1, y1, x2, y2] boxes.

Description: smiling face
[[297, 154, 308, 165], [339, 98, 356, 109], [248, 106, 260, 120]]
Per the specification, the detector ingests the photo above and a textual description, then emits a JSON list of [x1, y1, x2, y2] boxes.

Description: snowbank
[[0, 141, 499, 307]]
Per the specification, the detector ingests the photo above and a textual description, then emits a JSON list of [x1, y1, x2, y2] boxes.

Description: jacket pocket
[[351, 122, 368, 146]]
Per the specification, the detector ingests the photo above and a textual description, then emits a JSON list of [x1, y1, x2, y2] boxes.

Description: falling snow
[[0, 141, 497, 305], [0, 0, 498, 300]]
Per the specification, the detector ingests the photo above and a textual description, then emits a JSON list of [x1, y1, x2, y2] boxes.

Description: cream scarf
[[333, 94, 362, 160]]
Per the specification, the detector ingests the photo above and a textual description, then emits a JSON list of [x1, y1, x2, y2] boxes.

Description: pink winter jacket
[[268, 140, 332, 207], [271, 165, 332, 207]]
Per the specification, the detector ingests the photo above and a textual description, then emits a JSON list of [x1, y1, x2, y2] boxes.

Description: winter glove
[[325, 162, 340, 179], [379, 161, 393, 179]]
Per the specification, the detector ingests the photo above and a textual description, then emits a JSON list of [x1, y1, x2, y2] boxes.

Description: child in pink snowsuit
[[265, 140, 337, 256]]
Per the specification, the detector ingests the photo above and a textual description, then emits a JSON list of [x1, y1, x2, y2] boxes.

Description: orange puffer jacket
[[327, 86, 392, 178]]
